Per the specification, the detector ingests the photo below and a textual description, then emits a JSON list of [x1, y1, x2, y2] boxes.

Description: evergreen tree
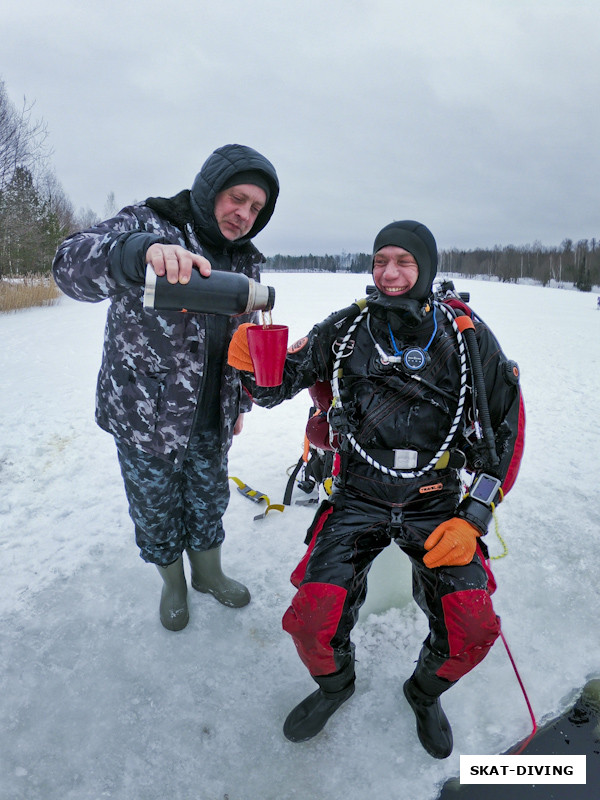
[[575, 257, 592, 292], [0, 166, 57, 275]]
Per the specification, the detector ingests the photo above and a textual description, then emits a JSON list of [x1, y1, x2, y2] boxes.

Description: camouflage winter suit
[[52, 144, 279, 564]]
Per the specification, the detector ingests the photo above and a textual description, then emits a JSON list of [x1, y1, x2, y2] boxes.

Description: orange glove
[[423, 518, 480, 569], [227, 323, 255, 372]]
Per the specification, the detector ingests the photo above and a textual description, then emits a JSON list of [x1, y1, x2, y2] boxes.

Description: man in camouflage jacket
[[53, 143, 279, 631]]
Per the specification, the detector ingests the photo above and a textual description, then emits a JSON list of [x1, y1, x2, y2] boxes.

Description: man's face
[[372, 246, 419, 296], [214, 183, 267, 241]]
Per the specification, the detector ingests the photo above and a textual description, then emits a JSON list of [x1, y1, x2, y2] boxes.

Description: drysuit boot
[[403, 675, 453, 759], [156, 556, 189, 631], [186, 546, 250, 608], [284, 658, 355, 742]]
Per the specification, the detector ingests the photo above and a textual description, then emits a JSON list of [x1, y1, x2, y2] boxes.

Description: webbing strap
[[283, 457, 305, 506], [228, 476, 285, 520]]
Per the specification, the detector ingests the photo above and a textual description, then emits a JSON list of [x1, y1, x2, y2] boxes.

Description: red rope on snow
[[485, 554, 537, 753], [499, 627, 538, 753]]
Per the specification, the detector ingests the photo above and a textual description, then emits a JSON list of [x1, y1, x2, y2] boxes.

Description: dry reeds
[[0, 274, 62, 313]]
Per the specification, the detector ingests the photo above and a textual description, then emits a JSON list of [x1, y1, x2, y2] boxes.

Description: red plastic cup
[[246, 324, 289, 387]]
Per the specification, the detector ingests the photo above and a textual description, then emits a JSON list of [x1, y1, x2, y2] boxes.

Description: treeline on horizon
[[0, 76, 597, 292], [265, 241, 599, 292]]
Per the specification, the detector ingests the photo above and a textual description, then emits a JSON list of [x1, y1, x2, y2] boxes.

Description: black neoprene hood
[[372, 220, 438, 300]]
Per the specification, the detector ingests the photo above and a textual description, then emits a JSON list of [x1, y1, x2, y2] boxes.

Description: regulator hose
[[454, 310, 499, 468]]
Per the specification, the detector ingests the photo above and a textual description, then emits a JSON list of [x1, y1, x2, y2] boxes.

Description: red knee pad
[[436, 589, 501, 682], [282, 582, 347, 675]]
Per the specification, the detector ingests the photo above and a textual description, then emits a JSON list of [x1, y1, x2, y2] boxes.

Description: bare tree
[[103, 191, 117, 219], [0, 78, 51, 191], [38, 169, 76, 234], [74, 206, 101, 230]]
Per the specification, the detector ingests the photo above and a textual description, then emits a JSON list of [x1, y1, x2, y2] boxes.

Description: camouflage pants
[[115, 429, 229, 566]]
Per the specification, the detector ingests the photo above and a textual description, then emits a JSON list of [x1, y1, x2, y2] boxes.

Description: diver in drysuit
[[228, 220, 525, 758]]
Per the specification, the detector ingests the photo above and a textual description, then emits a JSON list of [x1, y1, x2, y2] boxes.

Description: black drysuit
[[247, 293, 525, 693]]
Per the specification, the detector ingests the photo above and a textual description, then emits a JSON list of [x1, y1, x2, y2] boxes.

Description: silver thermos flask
[[143, 265, 275, 315]]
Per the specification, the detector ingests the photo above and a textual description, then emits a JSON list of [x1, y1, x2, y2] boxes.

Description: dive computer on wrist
[[469, 473, 502, 507]]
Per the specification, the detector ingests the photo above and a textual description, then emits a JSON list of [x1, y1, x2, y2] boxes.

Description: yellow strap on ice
[[228, 476, 285, 521], [488, 503, 508, 560]]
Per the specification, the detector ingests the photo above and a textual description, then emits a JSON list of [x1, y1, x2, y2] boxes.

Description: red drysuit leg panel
[[282, 582, 348, 676], [289, 505, 333, 588], [436, 589, 501, 682]]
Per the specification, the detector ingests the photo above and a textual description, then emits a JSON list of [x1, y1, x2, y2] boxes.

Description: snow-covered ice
[[1, 273, 599, 800]]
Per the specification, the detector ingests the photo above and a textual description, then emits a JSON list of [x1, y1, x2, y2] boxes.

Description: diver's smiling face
[[372, 246, 419, 296]]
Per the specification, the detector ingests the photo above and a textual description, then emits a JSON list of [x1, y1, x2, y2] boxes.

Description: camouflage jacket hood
[[189, 143, 280, 249], [52, 202, 263, 465]]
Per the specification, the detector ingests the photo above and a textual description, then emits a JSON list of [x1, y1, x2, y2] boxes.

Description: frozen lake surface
[[1, 273, 599, 800]]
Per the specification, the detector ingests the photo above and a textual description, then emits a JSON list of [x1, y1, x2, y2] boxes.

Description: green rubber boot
[[186, 546, 250, 608], [156, 556, 189, 631]]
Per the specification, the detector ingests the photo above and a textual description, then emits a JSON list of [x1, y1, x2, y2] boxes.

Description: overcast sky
[[2, 0, 599, 255]]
